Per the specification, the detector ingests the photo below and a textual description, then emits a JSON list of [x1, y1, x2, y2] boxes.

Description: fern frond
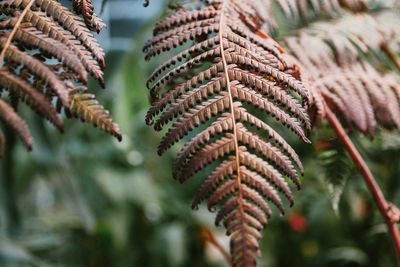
[[145, 1, 311, 265], [286, 34, 400, 136], [303, 10, 400, 67], [63, 87, 122, 141], [0, 2, 105, 84], [0, 36, 70, 107], [0, 98, 31, 149], [11, 24, 88, 82], [71, 0, 106, 33], [0, 0, 118, 154], [275, 0, 368, 22], [0, 68, 63, 131], [317, 137, 352, 212]]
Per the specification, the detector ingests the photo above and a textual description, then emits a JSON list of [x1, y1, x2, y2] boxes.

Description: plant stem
[[325, 106, 400, 263], [200, 227, 232, 266]]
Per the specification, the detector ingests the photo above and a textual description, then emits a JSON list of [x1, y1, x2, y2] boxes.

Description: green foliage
[[315, 127, 354, 212]]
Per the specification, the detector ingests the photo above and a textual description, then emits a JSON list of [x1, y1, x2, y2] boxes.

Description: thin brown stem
[[200, 227, 233, 266], [325, 105, 400, 263]]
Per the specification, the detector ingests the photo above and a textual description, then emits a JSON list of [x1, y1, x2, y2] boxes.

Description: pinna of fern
[[0, 0, 121, 157]]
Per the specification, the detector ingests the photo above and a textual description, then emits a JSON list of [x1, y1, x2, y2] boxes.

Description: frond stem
[[218, 1, 243, 218], [218, 2, 246, 261], [325, 105, 400, 263], [0, 0, 36, 63]]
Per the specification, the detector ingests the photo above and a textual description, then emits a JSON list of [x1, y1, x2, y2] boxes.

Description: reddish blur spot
[[289, 212, 307, 232]]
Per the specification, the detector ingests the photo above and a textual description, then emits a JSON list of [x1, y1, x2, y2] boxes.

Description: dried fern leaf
[[0, 98, 31, 149], [244, 0, 369, 31], [0, 0, 118, 155], [11, 23, 88, 82], [303, 10, 400, 67], [0, 1, 105, 85], [65, 87, 122, 141], [72, 0, 106, 33], [145, 1, 311, 265], [0, 68, 63, 131], [33, 0, 105, 68], [0, 36, 70, 107], [287, 34, 400, 136]]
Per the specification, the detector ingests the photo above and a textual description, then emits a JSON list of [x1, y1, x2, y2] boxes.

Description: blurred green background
[[1, 0, 400, 266]]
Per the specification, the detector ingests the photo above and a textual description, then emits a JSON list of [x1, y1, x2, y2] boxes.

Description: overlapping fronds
[[144, 0, 311, 265], [247, 0, 371, 34], [274, 0, 368, 21], [302, 10, 400, 67], [285, 5, 400, 136], [0, 0, 120, 156], [71, 0, 106, 33], [57, 86, 122, 141]]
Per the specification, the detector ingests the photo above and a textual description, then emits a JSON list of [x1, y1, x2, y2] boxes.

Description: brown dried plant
[[144, 0, 313, 265], [0, 0, 121, 156], [145, 0, 400, 266]]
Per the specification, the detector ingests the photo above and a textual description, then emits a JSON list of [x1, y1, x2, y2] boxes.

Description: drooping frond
[[71, 0, 106, 33], [248, 0, 371, 33], [59, 86, 122, 141], [301, 10, 400, 67], [0, 67, 63, 131], [0, 0, 119, 155], [0, 98, 32, 149], [274, 0, 368, 20], [286, 31, 400, 136], [144, 1, 311, 265]]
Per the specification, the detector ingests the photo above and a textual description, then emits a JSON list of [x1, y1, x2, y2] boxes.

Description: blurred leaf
[[326, 247, 368, 265]]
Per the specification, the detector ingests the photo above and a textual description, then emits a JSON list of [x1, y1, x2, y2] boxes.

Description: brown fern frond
[[302, 10, 400, 67], [287, 33, 400, 136], [0, 36, 70, 107], [0, 2, 105, 83], [0, 0, 119, 155], [0, 67, 63, 131], [275, 0, 367, 21], [10, 24, 88, 82], [71, 0, 106, 33], [63, 86, 122, 141], [0, 98, 31, 149], [145, 1, 311, 265]]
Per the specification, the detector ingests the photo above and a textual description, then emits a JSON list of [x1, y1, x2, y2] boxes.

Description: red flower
[[289, 212, 307, 232]]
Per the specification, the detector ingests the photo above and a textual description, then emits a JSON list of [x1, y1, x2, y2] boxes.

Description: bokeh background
[[1, 0, 400, 266]]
